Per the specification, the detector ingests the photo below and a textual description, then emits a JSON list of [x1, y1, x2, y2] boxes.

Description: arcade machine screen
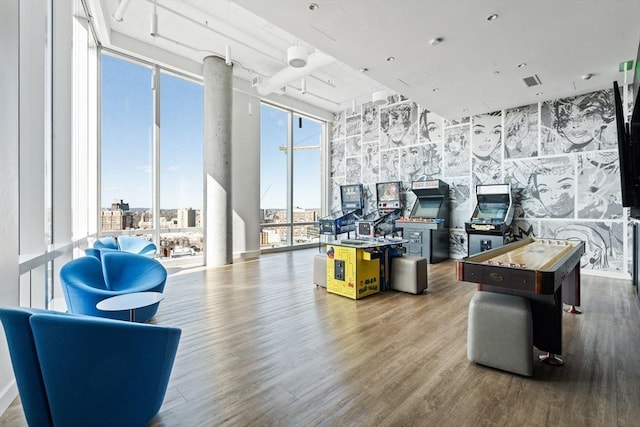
[[341, 184, 364, 210], [377, 182, 400, 202], [411, 198, 443, 219], [474, 204, 506, 220]]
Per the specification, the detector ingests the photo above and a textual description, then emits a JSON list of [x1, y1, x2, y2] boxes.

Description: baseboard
[[234, 250, 261, 261], [0, 379, 17, 419]]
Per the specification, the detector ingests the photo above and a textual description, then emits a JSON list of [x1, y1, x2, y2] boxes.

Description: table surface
[[333, 237, 408, 249], [461, 238, 582, 271], [96, 291, 164, 312], [476, 239, 578, 270]]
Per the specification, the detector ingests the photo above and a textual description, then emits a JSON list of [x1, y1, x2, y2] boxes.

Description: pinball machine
[[318, 184, 365, 239], [355, 181, 403, 238]]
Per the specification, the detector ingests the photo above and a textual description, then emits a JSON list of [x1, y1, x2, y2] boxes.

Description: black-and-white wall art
[[401, 143, 442, 184], [504, 104, 539, 159], [332, 111, 345, 141], [329, 87, 633, 276], [448, 178, 471, 229], [346, 114, 362, 138], [345, 135, 361, 158], [471, 112, 503, 186], [443, 125, 471, 178], [345, 157, 361, 184], [330, 140, 345, 178], [420, 108, 444, 143], [577, 151, 623, 219], [380, 149, 401, 182], [505, 156, 575, 219], [362, 142, 380, 184], [380, 102, 419, 150], [362, 102, 379, 143], [540, 90, 616, 154], [539, 221, 624, 272]]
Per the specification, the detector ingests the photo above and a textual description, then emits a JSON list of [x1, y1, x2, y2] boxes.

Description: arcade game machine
[[355, 181, 403, 238], [396, 179, 450, 263], [319, 184, 365, 239], [465, 183, 514, 256]]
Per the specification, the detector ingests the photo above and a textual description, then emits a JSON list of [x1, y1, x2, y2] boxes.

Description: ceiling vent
[[251, 75, 262, 88], [522, 75, 542, 87]]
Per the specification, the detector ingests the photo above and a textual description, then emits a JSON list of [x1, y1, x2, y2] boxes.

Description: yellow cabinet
[[326, 244, 380, 300]]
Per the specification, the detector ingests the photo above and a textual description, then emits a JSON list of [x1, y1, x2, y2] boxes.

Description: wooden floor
[[2, 248, 640, 426]]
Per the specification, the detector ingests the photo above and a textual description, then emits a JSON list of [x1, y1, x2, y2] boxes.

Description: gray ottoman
[[467, 291, 533, 376], [313, 253, 327, 288], [390, 256, 427, 294]]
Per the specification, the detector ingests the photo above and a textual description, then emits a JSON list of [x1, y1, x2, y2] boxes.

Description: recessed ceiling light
[[493, 70, 501, 74], [430, 37, 444, 46], [359, 67, 369, 73], [432, 88, 440, 92], [582, 73, 593, 80], [487, 13, 499, 21], [386, 56, 395, 62], [517, 63, 527, 68], [309, 3, 319, 11], [536, 92, 543, 96]]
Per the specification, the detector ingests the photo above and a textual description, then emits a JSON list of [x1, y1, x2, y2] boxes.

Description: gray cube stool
[[467, 291, 533, 376], [313, 253, 327, 288], [390, 256, 427, 294]]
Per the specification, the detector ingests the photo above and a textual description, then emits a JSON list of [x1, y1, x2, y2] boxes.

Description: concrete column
[[203, 55, 233, 265]]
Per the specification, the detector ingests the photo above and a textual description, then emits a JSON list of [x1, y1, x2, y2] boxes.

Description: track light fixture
[[372, 90, 387, 106], [287, 45, 308, 68], [225, 45, 232, 66]]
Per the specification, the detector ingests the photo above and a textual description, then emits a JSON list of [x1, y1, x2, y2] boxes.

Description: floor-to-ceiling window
[[100, 54, 153, 232], [100, 53, 203, 262], [260, 103, 322, 249], [159, 71, 203, 259]]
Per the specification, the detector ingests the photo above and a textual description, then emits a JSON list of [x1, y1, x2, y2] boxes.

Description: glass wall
[[159, 71, 204, 259], [260, 103, 322, 248], [100, 53, 204, 263], [100, 54, 153, 232], [292, 114, 321, 245]]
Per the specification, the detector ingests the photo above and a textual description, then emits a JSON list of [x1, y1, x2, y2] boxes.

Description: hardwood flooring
[[2, 248, 640, 426]]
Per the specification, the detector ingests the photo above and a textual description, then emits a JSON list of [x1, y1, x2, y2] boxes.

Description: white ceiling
[[87, 0, 640, 119]]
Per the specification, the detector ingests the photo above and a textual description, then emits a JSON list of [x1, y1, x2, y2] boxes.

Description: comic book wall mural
[[329, 87, 633, 277]]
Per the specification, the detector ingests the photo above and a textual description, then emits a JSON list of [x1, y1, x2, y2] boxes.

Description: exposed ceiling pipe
[[112, 0, 131, 22], [256, 50, 335, 96]]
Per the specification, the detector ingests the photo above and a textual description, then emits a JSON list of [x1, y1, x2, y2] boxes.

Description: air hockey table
[[457, 237, 585, 365]]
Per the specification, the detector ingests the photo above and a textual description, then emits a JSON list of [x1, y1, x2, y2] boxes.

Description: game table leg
[[539, 352, 564, 366], [562, 264, 581, 314]]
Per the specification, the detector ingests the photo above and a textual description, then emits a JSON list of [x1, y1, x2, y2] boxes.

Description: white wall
[[230, 77, 332, 259], [0, 0, 23, 416], [232, 85, 261, 259]]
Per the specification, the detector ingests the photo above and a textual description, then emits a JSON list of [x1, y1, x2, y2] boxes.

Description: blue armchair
[[86, 236, 156, 259], [118, 235, 157, 255], [0, 307, 180, 427], [60, 252, 167, 322], [93, 236, 118, 250]]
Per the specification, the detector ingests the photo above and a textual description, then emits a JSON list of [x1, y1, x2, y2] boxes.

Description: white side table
[[96, 291, 164, 322]]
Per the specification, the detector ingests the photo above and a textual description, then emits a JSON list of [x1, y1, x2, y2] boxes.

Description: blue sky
[[260, 104, 321, 210], [102, 54, 320, 211]]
